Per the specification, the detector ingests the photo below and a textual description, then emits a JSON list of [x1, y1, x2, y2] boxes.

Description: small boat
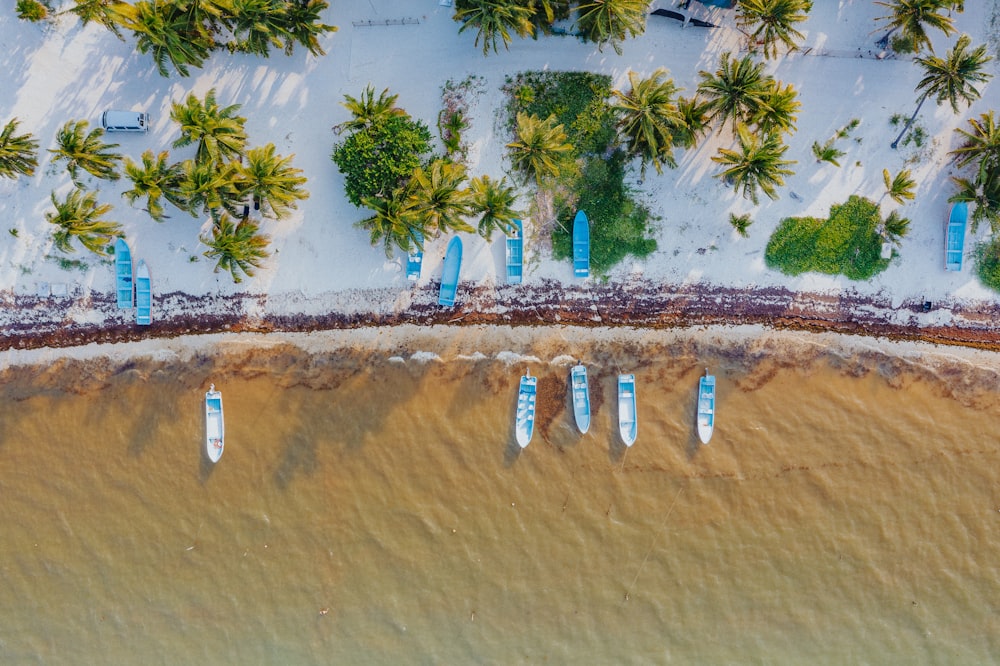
[[114, 237, 134, 309], [515, 370, 537, 448], [945, 201, 968, 272], [135, 260, 152, 325], [570, 364, 591, 434], [438, 236, 463, 306], [697, 369, 716, 444], [573, 210, 590, 278], [618, 374, 637, 447], [406, 231, 423, 281], [506, 219, 523, 284], [205, 384, 224, 463]]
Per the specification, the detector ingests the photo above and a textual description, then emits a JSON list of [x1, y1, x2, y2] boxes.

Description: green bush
[[16, 0, 48, 21], [765, 195, 890, 280], [331, 115, 432, 207], [975, 239, 1000, 292]]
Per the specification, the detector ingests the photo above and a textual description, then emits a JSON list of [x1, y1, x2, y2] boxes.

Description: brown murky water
[[1, 330, 999, 663]]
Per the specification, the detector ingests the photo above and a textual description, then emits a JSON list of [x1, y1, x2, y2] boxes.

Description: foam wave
[[550, 355, 577, 367], [410, 351, 443, 363], [457, 352, 488, 361], [496, 351, 542, 366]]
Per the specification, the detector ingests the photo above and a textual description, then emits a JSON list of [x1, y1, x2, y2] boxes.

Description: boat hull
[[205, 386, 224, 463], [515, 373, 537, 448], [618, 374, 637, 447], [438, 236, 463, 306], [697, 373, 716, 444], [573, 210, 590, 278], [570, 364, 590, 434], [114, 238, 134, 309], [945, 201, 968, 272], [135, 260, 152, 325], [506, 219, 523, 284]]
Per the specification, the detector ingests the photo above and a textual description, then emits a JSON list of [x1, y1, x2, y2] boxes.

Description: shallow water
[[1, 331, 999, 663]]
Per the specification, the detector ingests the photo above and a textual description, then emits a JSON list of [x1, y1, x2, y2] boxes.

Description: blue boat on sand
[[618, 374, 637, 447], [516, 370, 537, 448], [573, 210, 590, 278], [571, 364, 590, 434], [438, 236, 463, 307], [135, 260, 152, 326], [697, 369, 716, 444], [506, 219, 523, 284], [945, 201, 968, 272], [406, 231, 423, 281], [114, 237, 134, 309]]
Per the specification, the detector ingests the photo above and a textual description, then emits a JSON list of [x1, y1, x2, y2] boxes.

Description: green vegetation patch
[[975, 239, 1000, 292], [504, 71, 656, 275], [765, 195, 891, 281]]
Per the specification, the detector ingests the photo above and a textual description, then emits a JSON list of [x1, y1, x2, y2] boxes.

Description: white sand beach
[[1, 1, 999, 352]]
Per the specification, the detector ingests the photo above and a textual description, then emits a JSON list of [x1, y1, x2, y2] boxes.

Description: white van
[[101, 110, 149, 133]]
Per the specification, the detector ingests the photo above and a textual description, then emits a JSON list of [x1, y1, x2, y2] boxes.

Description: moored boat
[[438, 236, 463, 306], [515, 370, 537, 448], [114, 238, 134, 309], [406, 231, 423, 281], [945, 201, 968, 271], [618, 374, 637, 447], [697, 369, 716, 444], [205, 384, 224, 463], [506, 219, 523, 284], [570, 364, 590, 434], [135, 260, 151, 325], [573, 210, 590, 278]]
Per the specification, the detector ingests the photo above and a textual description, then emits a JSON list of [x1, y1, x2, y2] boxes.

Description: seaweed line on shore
[[4, 280, 1000, 353]]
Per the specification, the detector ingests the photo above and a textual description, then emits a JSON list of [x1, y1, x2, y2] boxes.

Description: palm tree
[[882, 209, 911, 245], [875, 0, 955, 53], [358, 189, 423, 257], [671, 95, 711, 150], [506, 112, 573, 185], [122, 150, 186, 221], [171, 89, 248, 165], [736, 0, 813, 59], [611, 68, 684, 176], [177, 158, 243, 217], [337, 85, 406, 133], [891, 34, 993, 149], [46, 188, 122, 255], [752, 80, 800, 136], [0, 118, 39, 179], [238, 143, 309, 219], [712, 123, 796, 204], [200, 212, 271, 283], [63, 0, 129, 39], [575, 0, 649, 55], [49, 120, 122, 184], [882, 168, 917, 204], [407, 159, 474, 236], [454, 0, 535, 55], [950, 111, 1000, 176], [228, 0, 287, 56], [697, 52, 773, 133], [276, 0, 336, 56], [950, 171, 1000, 233], [115, 0, 214, 77], [468, 174, 521, 239]]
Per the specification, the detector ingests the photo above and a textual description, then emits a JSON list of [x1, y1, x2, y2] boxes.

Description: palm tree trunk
[[876, 26, 898, 49], [891, 95, 928, 150]]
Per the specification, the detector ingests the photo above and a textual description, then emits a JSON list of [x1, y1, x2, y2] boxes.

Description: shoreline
[[5, 279, 1000, 361]]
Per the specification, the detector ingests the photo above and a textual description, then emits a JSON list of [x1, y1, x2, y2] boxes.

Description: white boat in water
[[697, 369, 716, 444], [570, 364, 590, 434], [205, 384, 224, 463], [515, 371, 537, 448], [618, 374, 637, 447]]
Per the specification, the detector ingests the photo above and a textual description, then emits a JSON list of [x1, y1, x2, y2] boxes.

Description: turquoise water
[[0, 329, 999, 663]]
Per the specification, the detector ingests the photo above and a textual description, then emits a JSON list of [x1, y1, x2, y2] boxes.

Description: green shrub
[[975, 239, 1000, 292], [765, 195, 891, 280], [16, 0, 48, 21], [331, 115, 432, 207]]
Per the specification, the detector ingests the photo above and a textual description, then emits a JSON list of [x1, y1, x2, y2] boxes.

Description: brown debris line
[[3, 279, 1000, 353]]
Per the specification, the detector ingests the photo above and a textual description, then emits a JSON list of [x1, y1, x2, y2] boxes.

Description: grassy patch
[[764, 195, 890, 280], [504, 71, 656, 275]]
